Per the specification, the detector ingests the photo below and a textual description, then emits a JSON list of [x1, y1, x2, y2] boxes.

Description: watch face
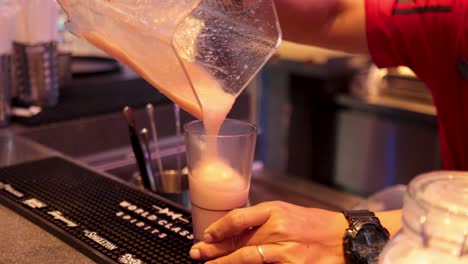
[[352, 224, 389, 262]]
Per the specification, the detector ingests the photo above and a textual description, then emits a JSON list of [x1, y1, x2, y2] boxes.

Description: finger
[[192, 229, 258, 260], [191, 240, 237, 260], [205, 244, 282, 264], [205, 202, 274, 242]]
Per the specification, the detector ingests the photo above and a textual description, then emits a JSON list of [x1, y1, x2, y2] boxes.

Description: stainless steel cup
[[156, 169, 190, 209], [157, 169, 189, 193], [133, 168, 190, 208], [13, 42, 59, 107], [0, 55, 11, 127]]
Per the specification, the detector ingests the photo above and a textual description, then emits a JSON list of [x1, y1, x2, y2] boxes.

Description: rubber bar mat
[[13, 78, 171, 126], [0, 157, 201, 264]]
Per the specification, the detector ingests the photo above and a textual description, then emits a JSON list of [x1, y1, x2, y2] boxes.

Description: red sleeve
[[365, 0, 459, 71]]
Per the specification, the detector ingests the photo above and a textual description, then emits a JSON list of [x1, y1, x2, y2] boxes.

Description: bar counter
[[0, 132, 363, 263]]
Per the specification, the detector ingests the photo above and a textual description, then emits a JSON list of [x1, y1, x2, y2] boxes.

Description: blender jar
[[56, 0, 281, 119]]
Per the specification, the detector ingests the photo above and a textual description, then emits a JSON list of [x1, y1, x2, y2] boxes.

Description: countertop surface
[[0, 132, 363, 263], [336, 94, 437, 126], [0, 204, 95, 264]]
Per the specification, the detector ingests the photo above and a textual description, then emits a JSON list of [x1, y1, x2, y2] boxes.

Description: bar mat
[[0, 157, 200, 264], [13, 78, 171, 126]]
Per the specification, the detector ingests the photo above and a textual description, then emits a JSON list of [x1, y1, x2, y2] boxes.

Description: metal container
[[57, 51, 72, 87], [13, 42, 59, 107], [0, 55, 11, 127], [157, 169, 189, 194], [156, 169, 190, 209], [134, 168, 190, 208]]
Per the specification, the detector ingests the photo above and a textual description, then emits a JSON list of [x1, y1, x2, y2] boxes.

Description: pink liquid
[[189, 159, 249, 240], [81, 31, 235, 134], [82, 31, 204, 119]]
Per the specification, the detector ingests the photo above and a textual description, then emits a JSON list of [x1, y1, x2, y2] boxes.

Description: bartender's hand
[[189, 201, 348, 264]]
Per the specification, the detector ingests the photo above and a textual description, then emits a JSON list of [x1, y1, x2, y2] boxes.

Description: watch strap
[[343, 210, 382, 225]]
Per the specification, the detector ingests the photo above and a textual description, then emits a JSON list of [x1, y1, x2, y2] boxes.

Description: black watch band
[[343, 210, 379, 224]]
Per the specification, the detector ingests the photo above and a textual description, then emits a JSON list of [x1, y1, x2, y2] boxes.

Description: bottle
[[379, 171, 468, 264]]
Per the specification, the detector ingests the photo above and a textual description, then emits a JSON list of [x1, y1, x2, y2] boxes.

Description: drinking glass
[[184, 119, 256, 242]]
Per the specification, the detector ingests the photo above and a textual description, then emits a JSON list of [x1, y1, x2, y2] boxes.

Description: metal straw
[[146, 104, 164, 177], [123, 106, 155, 192], [140, 128, 158, 191], [174, 104, 182, 176]]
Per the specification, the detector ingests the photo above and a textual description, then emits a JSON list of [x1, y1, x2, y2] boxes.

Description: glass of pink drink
[[184, 119, 256, 242]]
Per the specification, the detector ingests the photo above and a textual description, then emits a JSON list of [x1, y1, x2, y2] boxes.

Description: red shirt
[[366, 0, 468, 170]]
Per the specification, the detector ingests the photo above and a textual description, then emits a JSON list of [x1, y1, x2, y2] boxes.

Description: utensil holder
[[134, 168, 190, 208], [156, 169, 190, 209], [13, 42, 59, 108], [0, 55, 11, 127]]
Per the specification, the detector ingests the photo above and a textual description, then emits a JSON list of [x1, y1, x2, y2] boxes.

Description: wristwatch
[[342, 210, 390, 264]]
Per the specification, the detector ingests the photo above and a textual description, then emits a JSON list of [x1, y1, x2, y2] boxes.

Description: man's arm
[[274, 0, 368, 54], [189, 202, 404, 263], [377, 210, 403, 238]]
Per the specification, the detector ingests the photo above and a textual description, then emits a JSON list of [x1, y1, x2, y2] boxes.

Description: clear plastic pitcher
[[57, 0, 282, 119]]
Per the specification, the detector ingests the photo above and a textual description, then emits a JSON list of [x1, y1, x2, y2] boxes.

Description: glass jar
[[380, 171, 468, 264]]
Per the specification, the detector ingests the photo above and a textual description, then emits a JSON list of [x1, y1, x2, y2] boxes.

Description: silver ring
[[257, 245, 266, 263]]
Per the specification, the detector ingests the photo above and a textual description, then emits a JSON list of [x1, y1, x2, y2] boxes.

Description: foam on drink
[[189, 159, 249, 240]]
